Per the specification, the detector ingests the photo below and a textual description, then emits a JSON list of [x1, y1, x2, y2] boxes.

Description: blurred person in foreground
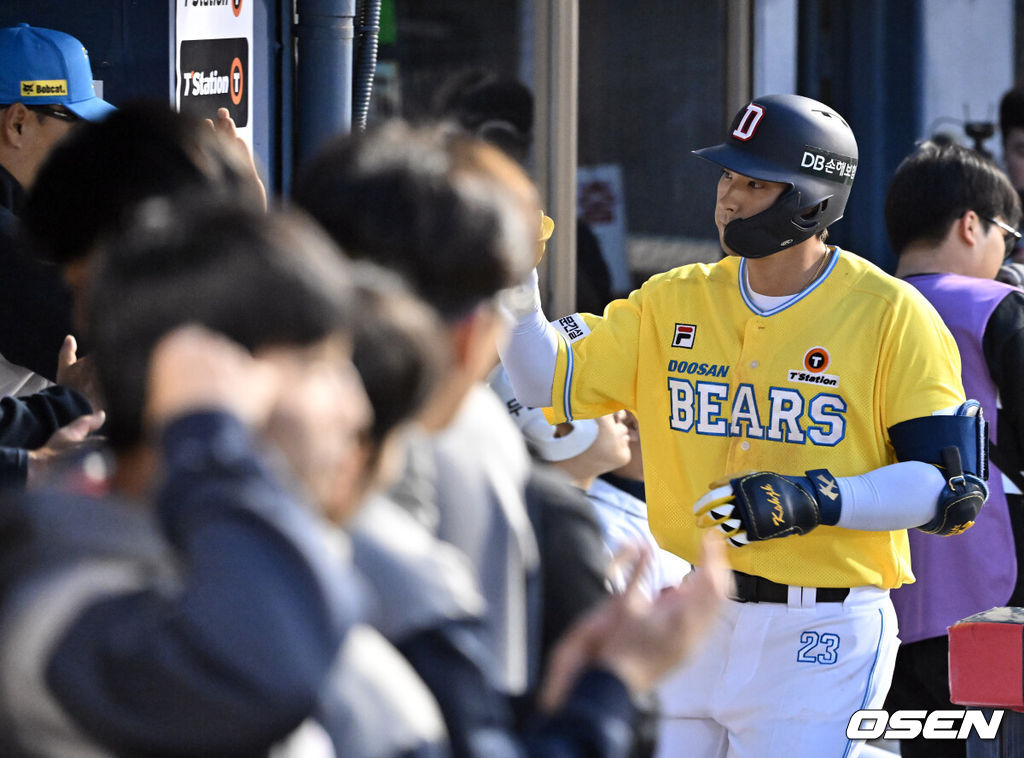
[[293, 118, 729, 758], [0, 198, 385, 756]]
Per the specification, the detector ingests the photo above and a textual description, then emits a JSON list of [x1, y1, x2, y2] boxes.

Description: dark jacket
[[0, 162, 74, 380], [0, 385, 94, 489], [0, 412, 362, 757]]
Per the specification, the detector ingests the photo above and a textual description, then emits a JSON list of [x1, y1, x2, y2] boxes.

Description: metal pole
[[294, 0, 355, 167], [725, 0, 753, 116], [533, 0, 578, 316]]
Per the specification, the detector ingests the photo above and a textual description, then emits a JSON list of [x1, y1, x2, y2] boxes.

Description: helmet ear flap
[[722, 188, 811, 258], [723, 189, 839, 258], [794, 197, 831, 230]]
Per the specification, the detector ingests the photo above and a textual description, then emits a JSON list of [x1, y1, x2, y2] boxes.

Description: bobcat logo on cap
[[21, 80, 68, 97]]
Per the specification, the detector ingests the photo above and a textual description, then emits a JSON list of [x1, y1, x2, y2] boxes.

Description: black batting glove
[[693, 469, 842, 547]]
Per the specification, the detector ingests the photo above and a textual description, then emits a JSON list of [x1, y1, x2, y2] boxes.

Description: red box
[[949, 607, 1024, 709]]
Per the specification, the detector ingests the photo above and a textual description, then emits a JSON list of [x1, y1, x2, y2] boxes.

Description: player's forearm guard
[[888, 400, 988, 480]]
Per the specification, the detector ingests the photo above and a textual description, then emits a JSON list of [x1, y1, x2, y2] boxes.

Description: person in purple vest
[[885, 139, 1024, 758]]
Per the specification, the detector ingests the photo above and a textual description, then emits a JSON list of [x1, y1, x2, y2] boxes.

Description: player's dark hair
[[291, 119, 535, 322], [349, 262, 447, 454], [88, 196, 354, 451], [885, 140, 1021, 256], [432, 68, 534, 164], [21, 99, 263, 266], [1000, 87, 1024, 141]]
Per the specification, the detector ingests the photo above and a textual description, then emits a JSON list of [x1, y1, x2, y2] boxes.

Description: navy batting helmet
[[692, 93, 858, 259]]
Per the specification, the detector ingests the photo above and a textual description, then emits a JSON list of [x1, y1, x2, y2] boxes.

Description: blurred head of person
[[89, 195, 371, 515], [292, 119, 539, 429], [22, 100, 264, 327]]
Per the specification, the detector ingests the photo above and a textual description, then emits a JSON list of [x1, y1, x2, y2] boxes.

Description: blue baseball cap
[[0, 23, 115, 121]]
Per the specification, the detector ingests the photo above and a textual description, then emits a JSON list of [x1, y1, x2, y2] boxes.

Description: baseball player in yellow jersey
[[498, 94, 989, 757]]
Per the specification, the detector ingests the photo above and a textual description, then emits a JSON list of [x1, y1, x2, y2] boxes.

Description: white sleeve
[[835, 461, 947, 531], [497, 271, 560, 408]]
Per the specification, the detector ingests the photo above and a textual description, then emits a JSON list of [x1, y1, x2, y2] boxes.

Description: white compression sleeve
[[835, 461, 948, 531], [497, 271, 559, 408]]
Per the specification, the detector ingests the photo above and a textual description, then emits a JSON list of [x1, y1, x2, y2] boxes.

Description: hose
[[352, 0, 382, 131]]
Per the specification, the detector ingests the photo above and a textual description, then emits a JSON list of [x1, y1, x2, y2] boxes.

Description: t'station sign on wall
[[176, 0, 253, 147]]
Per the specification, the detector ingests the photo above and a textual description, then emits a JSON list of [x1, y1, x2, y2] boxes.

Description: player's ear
[[0, 102, 29, 146]]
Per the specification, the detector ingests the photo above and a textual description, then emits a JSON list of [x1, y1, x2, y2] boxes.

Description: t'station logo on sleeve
[[178, 37, 249, 126]]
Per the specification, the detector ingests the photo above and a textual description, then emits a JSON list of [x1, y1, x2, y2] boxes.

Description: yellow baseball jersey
[[545, 249, 964, 589]]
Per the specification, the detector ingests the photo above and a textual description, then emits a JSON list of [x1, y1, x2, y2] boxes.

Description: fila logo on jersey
[[788, 346, 840, 387], [732, 103, 765, 141], [672, 323, 696, 348]]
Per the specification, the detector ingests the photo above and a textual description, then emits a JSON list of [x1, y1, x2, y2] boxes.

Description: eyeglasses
[[23, 105, 80, 124], [981, 215, 1023, 259]]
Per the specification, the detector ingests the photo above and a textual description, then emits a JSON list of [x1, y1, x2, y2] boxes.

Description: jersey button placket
[[727, 320, 766, 468]]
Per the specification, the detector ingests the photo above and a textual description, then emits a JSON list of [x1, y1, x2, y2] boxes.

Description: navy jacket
[[0, 162, 74, 381], [0, 412, 360, 756], [0, 385, 94, 489]]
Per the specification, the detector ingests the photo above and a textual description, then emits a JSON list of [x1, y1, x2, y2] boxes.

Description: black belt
[[730, 570, 850, 604]]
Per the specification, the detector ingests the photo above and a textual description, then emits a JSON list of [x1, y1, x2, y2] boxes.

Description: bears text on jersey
[[667, 377, 847, 445]]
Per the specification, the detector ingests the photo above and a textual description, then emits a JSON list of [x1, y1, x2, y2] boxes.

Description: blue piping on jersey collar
[[738, 246, 840, 317]]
